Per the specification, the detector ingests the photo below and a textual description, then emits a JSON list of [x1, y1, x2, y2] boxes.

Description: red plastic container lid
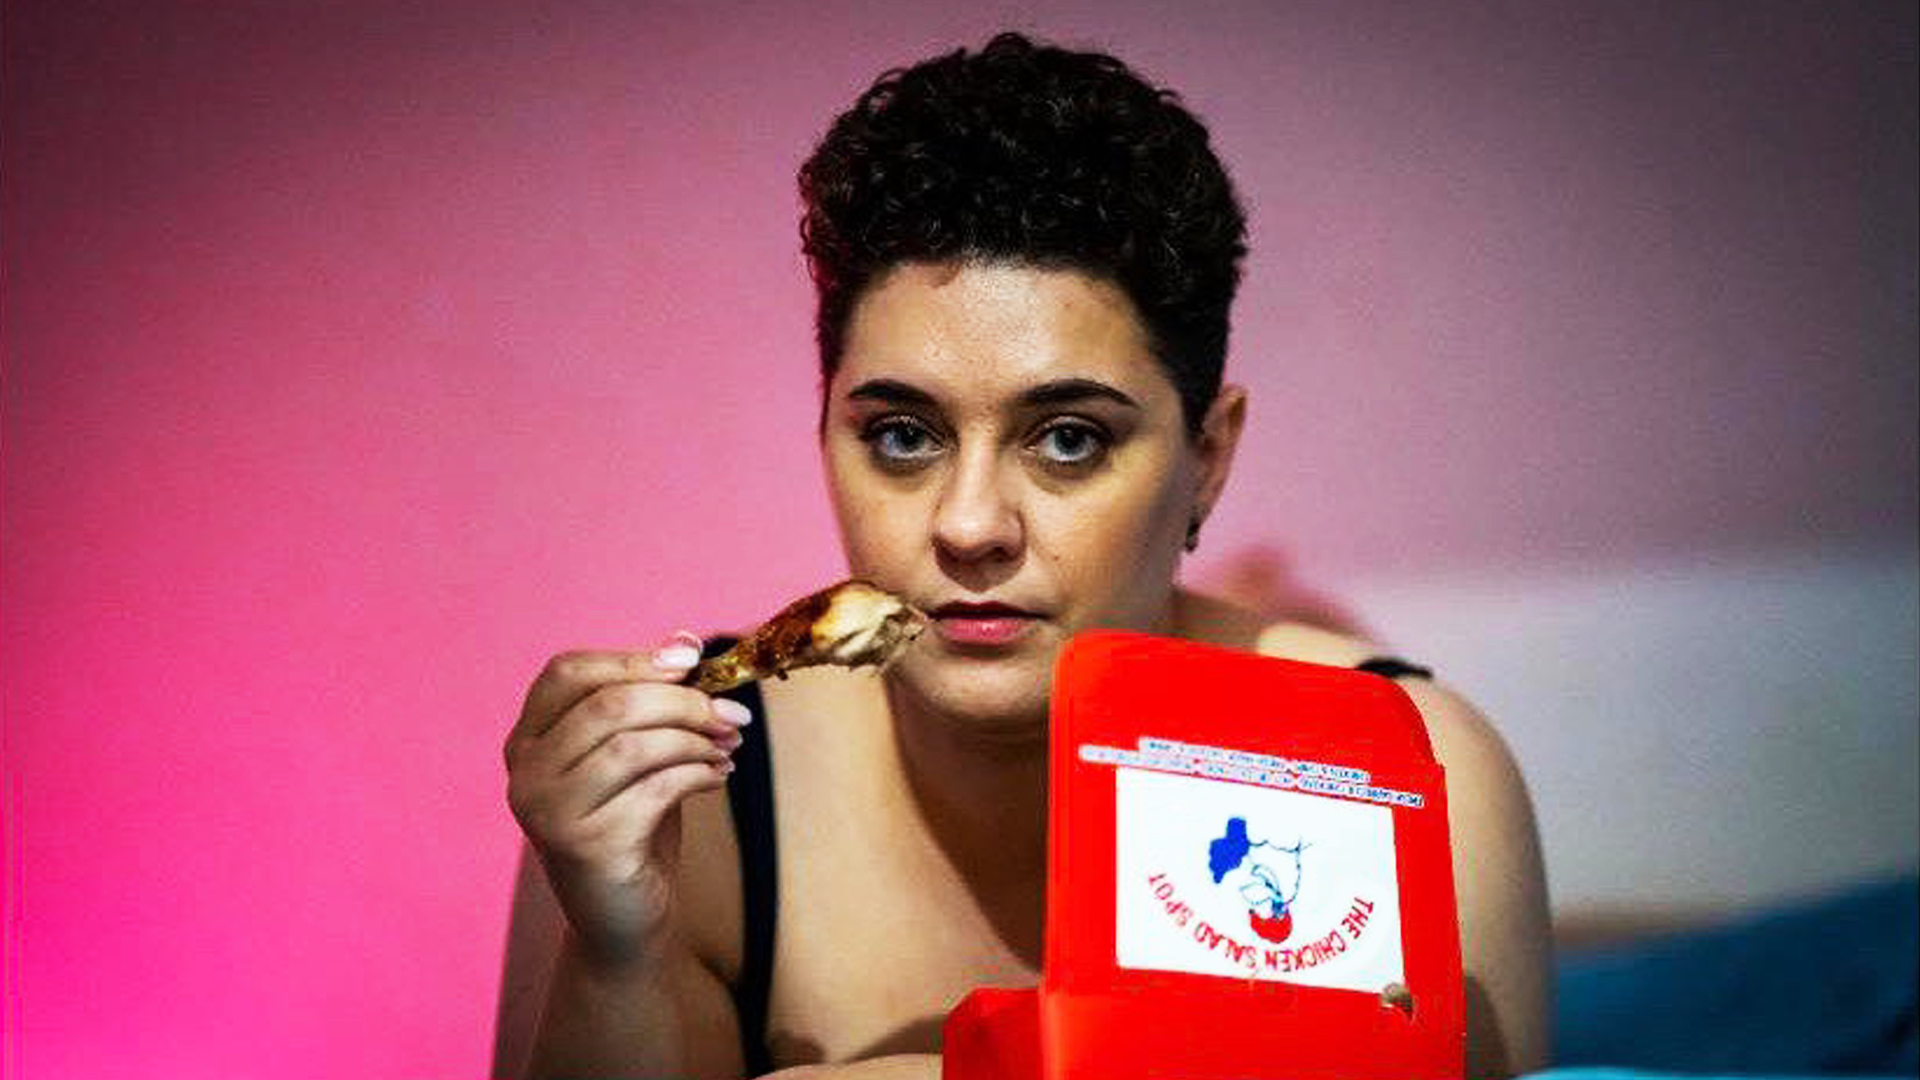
[[943, 631, 1464, 1079]]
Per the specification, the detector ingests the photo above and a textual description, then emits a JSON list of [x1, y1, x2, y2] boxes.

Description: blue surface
[[1536, 1060, 1912, 1068], [1551, 875, 1916, 1074]]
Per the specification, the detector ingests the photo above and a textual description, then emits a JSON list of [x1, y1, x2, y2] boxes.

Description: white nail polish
[[712, 698, 753, 727], [653, 644, 700, 669]]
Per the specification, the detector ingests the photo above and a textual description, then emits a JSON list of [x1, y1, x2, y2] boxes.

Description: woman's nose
[[931, 445, 1022, 563]]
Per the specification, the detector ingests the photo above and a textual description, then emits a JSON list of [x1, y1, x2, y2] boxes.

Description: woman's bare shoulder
[[1176, 584, 1385, 667], [1224, 603, 1534, 873], [1250, 619, 1385, 668], [1221, 599, 1516, 783]]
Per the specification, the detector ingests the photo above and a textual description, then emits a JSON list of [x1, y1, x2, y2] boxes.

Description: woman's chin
[[887, 645, 1057, 736]]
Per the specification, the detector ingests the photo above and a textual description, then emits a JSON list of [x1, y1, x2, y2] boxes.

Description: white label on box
[[1113, 765, 1405, 991]]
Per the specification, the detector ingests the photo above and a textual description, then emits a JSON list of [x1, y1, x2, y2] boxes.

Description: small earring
[[1184, 516, 1203, 553]]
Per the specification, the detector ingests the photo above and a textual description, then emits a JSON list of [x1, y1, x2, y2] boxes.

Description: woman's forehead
[[836, 261, 1176, 406]]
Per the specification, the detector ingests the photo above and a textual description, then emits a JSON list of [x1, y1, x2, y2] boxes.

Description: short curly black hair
[[799, 32, 1248, 433]]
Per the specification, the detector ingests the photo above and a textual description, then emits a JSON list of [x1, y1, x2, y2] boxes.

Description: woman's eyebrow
[[1019, 378, 1140, 410], [846, 378, 937, 406], [845, 376, 1140, 410]]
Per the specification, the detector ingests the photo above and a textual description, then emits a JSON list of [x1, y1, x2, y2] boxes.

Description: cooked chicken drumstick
[[690, 580, 927, 694]]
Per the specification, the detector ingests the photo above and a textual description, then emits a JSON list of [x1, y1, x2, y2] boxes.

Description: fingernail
[[712, 698, 753, 727], [715, 728, 743, 752], [653, 644, 699, 670]]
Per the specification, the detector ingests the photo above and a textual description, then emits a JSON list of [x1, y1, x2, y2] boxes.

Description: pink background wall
[[4, 1, 1913, 1077]]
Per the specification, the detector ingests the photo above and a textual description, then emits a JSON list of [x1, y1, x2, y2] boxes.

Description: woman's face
[[822, 261, 1242, 729]]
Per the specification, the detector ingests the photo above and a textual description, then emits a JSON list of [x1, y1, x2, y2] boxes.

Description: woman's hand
[[504, 639, 751, 971]]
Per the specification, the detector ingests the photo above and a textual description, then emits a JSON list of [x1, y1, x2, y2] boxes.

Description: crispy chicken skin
[[690, 580, 928, 694]]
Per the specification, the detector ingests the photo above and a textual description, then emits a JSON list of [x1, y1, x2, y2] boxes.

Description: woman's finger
[[509, 635, 705, 744], [580, 758, 734, 844], [562, 726, 735, 816], [543, 682, 749, 774]]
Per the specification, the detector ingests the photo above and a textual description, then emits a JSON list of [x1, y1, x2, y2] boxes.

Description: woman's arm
[[497, 833, 747, 1080], [1402, 679, 1555, 1076], [501, 644, 754, 1080], [526, 926, 746, 1080]]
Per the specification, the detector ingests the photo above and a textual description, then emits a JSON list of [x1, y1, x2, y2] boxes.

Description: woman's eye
[[864, 418, 942, 465], [1031, 421, 1108, 467]]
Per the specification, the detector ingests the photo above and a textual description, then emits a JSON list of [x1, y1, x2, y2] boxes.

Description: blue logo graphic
[[1208, 816, 1308, 944]]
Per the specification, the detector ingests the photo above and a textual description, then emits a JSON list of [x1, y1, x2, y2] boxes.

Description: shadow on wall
[[1188, 545, 1373, 641]]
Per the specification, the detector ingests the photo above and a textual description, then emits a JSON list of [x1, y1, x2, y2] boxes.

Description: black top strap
[[708, 637, 777, 1077], [1355, 655, 1434, 681]]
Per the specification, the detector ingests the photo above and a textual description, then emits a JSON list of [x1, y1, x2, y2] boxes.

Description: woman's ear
[[1192, 384, 1248, 525]]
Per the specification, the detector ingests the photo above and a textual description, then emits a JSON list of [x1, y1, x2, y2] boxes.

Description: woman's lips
[[931, 603, 1038, 646]]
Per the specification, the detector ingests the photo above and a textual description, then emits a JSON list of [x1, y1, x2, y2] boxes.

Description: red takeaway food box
[[943, 631, 1465, 1079]]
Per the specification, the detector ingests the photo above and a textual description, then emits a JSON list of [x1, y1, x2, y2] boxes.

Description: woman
[[499, 33, 1551, 1078]]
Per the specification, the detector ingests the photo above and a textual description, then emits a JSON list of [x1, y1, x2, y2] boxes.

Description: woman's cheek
[[1083, 483, 1186, 618], [848, 490, 928, 574], [1040, 492, 1137, 580]]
